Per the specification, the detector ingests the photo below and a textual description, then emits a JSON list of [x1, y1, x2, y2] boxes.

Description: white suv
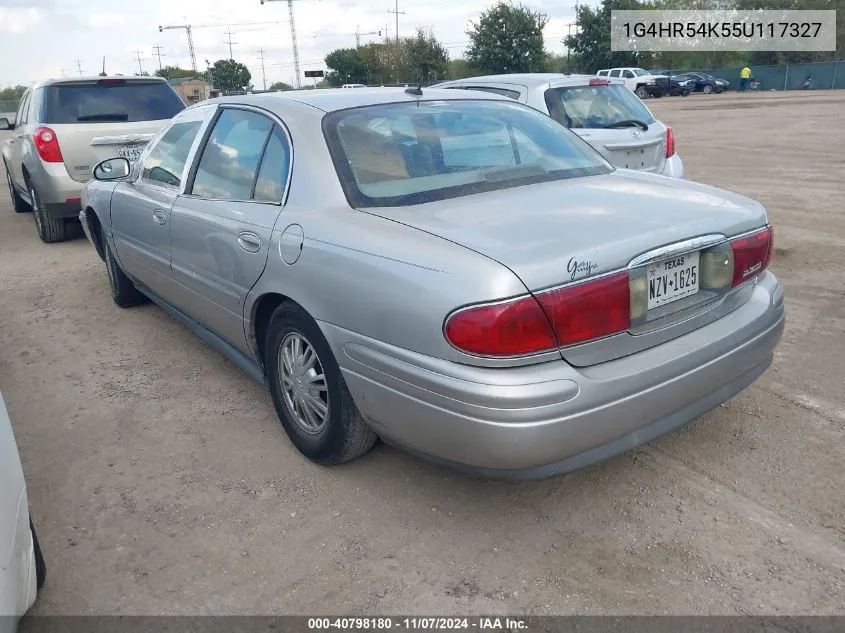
[[597, 68, 669, 99]]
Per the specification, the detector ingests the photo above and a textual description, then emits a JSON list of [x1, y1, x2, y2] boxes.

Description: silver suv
[[1, 76, 185, 243], [435, 73, 683, 179]]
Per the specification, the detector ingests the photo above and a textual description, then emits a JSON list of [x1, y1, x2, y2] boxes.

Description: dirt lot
[[1, 90, 844, 616]]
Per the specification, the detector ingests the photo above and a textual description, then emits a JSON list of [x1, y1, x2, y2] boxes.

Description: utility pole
[[224, 29, 237, 59], [153, 44, 166, 71], [159, 24, 197, 71], [260, 0, 303, 90], [75, 59, 84, 76], [387, 0, 404, 45], [257, 48, 268, 90], [356, 25, 360, 48], [133, 49, 144, 74], [60, 68, 68, 78]]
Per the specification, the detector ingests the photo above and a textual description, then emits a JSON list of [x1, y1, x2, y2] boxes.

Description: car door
[[7, 90, 32, 190], [109, 105, 213, 305], [169, 105, 291, 356]]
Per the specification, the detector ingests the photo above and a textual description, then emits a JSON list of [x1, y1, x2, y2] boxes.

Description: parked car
[[435, 74, 683, 178], [678, 72, 730, 94], [0, 391, 45, 633], [341, 84, 367, 89], [80, 87, 784, 480], [596, 67, 669, 98], [1, 76, 186, 243], [667, 75, 695, 97]]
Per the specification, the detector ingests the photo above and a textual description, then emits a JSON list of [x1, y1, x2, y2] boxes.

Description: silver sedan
[[80, 88, 784, 480]]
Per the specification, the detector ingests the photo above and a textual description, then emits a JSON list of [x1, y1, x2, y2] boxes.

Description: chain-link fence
[[686, 60, 844, 91]]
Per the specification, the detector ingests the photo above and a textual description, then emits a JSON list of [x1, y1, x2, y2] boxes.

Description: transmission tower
[[259, 0, 304, 89], [158, 24, 197, 71]]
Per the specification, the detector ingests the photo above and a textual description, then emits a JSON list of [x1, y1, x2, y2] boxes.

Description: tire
[[635, 85, 648, 99], [29, 183, 67, 243], [104, 233, 148, 308], [4, 162, 31, 213], [265, 302, 377, 465], [682, 89, 691, 97], [703, 84, 714, 94], [30, 518, 46, 590]]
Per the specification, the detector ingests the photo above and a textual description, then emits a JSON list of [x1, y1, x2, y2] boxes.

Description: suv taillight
[[33, 127, 63, 163], [666, 127, 675, 158]]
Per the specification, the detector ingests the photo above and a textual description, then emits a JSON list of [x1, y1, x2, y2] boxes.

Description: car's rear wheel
[[635, 85, 648, 99], [266, 302, 377, 465], [682, 89, 691, 97], [5, 162, 31, 213], [703, 84, 714, 94], [29, 183, 67, 243], [30, 517, 46, 590], [104, 232, 148, 308]]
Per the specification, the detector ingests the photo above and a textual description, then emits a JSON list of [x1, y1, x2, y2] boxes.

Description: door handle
[[237, 232, 261, 253], [152, 209, 167, 225]]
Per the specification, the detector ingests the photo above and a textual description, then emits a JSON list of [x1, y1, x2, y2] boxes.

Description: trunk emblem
[[631, 129, 642, 139]]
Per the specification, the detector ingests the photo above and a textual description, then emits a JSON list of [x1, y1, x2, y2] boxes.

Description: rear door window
[[609, 70, 621, 77], [42, 81, 186, 124], [16, 92, 31, 125]]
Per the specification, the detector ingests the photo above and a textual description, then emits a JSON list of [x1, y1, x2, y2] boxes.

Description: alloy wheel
[[278, 332, 329, 434]]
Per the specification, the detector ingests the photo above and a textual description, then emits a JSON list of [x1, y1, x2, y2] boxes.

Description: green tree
[[269, 81, 294, 91], [210, 59, 252, 94], [445, 58, 476, 80], [325, 48, 369, 86], [154, 66, 197, 81], [466, 1, 549, 74], [406, 28, 449, 82], [0, 85, 28, 101]]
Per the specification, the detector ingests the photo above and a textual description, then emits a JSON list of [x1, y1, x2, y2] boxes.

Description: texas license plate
[[647, 251, 699, 310], [117, 144, 144, 161]]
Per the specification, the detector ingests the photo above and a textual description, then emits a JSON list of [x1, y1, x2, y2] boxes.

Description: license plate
[[116, 144, 144, 161], [647, 251, 699, 310]]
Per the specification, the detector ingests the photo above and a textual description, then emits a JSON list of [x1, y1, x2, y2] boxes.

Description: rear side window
[[190, 108, 275, 200], [141, 120, 203, 188], [544, 84, 656, 130], [42, 81, 186, 124], [463, 86, 521, 100], [609, 70, 621, 77], [253, 127, 291, 203]]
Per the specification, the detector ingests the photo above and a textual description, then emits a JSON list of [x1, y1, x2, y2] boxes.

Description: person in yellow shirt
[[739, 65, 752, 91]]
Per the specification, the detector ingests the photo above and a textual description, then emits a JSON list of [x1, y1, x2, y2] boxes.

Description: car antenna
[[99, 56, 107, 77], [405, 79, 423, 96]]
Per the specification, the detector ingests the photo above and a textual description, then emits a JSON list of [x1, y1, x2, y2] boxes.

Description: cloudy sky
[[0, 0, 582, 89]]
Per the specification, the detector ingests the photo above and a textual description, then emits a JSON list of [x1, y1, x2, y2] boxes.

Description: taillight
[[590, 78, 610, 86], [33, 127, 63, 163], [444, 295, 557, 356], [730, 226, 773, 287], [535, 272, 631, 347], [665, 127, 675, 158]]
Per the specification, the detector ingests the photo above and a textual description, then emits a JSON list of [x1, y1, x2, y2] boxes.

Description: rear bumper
[[329, 272, 784, 480]]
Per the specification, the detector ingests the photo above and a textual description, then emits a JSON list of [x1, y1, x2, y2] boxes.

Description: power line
[[133, 49, 145, 74], [387, 0, 405, 45], [224, 28, 238, 59], [153, 44, 166, 71], [257, 48, 268, 90]]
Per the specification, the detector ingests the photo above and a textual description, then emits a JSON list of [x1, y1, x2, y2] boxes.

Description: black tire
[[30, 517, 46, 590], [703, 84, 714, 94], [682, 89, 691, 97], [104, 233, 148, 308], [29, 183, 67, 243], [265, 302, 377, 465], [635, 85, 648, 99], [4, 161, 31, 213]]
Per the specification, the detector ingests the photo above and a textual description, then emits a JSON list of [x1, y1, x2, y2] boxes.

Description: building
[[168, 77, 217, 104]]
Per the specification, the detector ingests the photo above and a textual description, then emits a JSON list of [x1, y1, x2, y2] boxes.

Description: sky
[[0, 0, 582, 90]]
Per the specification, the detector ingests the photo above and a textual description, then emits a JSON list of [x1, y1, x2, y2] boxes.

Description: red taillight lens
[[665, 127, 675, 158], [33, 127, 63, 163], [535, 272, 631, 347], [730, 227, 772, 287], [98, 78, 127, 86], [590, 78, 610, 86], [444, 295, 557, 356]]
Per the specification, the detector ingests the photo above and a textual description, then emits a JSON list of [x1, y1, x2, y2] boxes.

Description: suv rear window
[[42, 81, 186, 124], [324, 100, 612, 208], [544, 84, 656, 130]]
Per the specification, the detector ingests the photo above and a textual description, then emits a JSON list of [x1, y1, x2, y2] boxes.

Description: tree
[[466, 1, 549, 74], [210, 59, 252, 94], [0, 85, 28, 101], [154, 66, 197, 81], [446, 58, 476, 80], [405, 28, 449, 82], [325, 48, 369, 86], [269, 81, 294, 91]]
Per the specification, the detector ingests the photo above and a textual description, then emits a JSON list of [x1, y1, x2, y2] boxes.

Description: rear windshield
[[42, 82, 186, 124], [324, 100, 612, 208], [544, 84, 656, 130]]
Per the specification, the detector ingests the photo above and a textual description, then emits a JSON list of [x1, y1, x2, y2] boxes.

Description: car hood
[[362, 170, 768, 291]]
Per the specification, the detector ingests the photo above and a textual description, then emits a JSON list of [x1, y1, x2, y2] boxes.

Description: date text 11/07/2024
[[307, 617, 529, 630]]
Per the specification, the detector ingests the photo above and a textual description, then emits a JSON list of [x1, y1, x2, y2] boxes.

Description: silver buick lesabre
[[80, 87, 784, 480]]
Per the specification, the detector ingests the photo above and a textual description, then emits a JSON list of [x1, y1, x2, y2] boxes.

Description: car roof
[[208, 86, 512, 113], [27, 76, 170, 90], [436, 73, 607, 88]]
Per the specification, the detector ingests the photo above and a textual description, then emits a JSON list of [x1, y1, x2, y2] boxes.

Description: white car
[[0, 392, 44, 633], [434, 73, 683, 178], [597, 67, 670, 99]]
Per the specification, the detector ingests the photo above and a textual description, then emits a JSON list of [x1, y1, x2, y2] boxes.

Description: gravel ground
[[1, 90, 844, 616]]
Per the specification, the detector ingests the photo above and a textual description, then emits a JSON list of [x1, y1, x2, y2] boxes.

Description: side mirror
[[93, 157, 131, 181], [0, 117, 13, 131]]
